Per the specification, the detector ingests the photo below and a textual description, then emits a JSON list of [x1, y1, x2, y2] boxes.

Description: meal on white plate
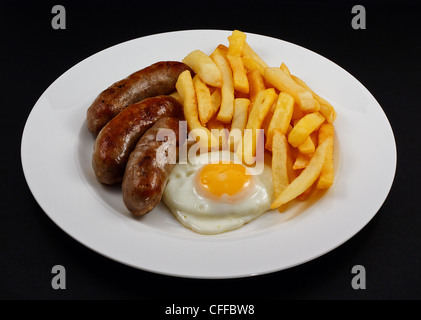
[[86, 30, 337, 234]]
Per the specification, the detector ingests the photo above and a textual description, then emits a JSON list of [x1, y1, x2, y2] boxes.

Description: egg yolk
[[197, 162, 251, 199]]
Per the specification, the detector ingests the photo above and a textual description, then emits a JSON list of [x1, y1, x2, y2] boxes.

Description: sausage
[[87, 61, 192, 135], [122, 117, 180, 216], [92, 96, 183, 185]]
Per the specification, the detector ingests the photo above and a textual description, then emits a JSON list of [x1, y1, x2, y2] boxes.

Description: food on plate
[[237, 88, 277, 165], [271, 138, 331, 209], [162, 150, 273, 234], [192, 75, 213, 126], [122, 117, 180, 216], [182, 50, 222, 87], [209, 45, 235, 123], [287, 112, 325, 147], [247, 69, 266, 108], [271, 131, 290, 198], [265, 92, 294, 151], [316, 123, 335, 189], [87, 29, 337, 234], [92, 96, 183, 185], [87, 61, 192, 135], [175, 70, 219, 149], [230, 98, 250, 142], [264, 67, 318, 113], [292, 75, 337, 124], [227, 30, 249, 94]]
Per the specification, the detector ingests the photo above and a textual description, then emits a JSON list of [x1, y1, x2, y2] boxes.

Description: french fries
[[242, 41, 268, 69], [272, 130, 289, 197], [182, 50, 222, 87], [227, 54, 249, 94], [298, 132, 317, 154], [175, 70, 219, 149], [231, 98, 250, 132], [193, 75, 213, 126], [177, 30, 337, 212], [210, 88, 222, 114], [288, 112, 325, 147], [316, 123, 334, 189], [226, 30, 249, 94], [265, 92, 294, 151], [228, 30, 247, 56], [210, 46, 235, 123], [247, 69, 266, 107], [271, 138, 331, 209], [264, 67, 318, 112], [238, 88, 277, 164], [292, 75, 337, 123], [242, 56, 265, 75]]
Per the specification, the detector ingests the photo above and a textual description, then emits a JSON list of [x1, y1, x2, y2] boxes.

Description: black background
[[1, 0, 420, 301]]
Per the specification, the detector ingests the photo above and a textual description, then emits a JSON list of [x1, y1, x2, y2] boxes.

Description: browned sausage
[[87, 61, 192, 135], [92, 96, 183, 185], [122, 117, 180, 216]]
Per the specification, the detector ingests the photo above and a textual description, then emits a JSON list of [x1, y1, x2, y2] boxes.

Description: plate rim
[[20, 29, 397, 279]]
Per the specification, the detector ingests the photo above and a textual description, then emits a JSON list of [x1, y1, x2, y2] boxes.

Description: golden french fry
[[271, 138, 331, 208], [226, 30, 249, 93], [264, 67, 318, 112], [292, 75, 336, 123], [231, 98, 250, 132], [280, 62, 291, 76], [242, 41, 268, 69], [175, 70, 218, 149], [261, 109, 273, 138], [288, 112, 325, 147], [238, 88, 277, 164], [265, 92, 294, 151], [297, 183, 314, 201], [242, 56, 265, 75], [229, 98, 250, 151], [247, 69, 266, 105], [293, 151, 312, 170], [193, 75, 213, 126], [272, 130, 289, 198], [210, 48, 235, 123], [319, 103, 336, 124], [316, 123, 335, 189], [210, 88, 222, 114], [227, 54, 249, 94], [286, 141, 297, 181], [298, 133, 316, 154], [212, 44, 228, 56], [228, 30, 247, 56], [291, 104, 306, 120], [182, 50, 222, 88]]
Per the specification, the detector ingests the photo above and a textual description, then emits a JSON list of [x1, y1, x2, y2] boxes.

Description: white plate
[[21, 30, 396, 279]]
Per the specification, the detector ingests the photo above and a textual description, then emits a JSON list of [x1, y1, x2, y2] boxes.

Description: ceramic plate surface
[[21, 30, 396, 278]]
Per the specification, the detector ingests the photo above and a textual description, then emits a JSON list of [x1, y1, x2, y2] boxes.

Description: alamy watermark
[[351, 5, 366, 29], [51, 5, 66, 30], [351, 265, 366, 289], [51, 265, 66, 290]]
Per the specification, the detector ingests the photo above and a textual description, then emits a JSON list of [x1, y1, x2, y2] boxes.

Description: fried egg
[[162, 150, 273, 234]]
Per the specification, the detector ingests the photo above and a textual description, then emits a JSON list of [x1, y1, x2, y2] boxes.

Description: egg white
[[162, 151, 273, 234]]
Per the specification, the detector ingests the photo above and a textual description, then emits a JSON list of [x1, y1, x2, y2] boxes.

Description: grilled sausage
[[92, 96, 183, 185], [87, 61, 192, 135], [122, 117, 180, 216]]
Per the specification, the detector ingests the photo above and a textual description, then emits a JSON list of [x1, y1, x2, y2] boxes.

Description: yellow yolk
[[196, 162, 251, 199]]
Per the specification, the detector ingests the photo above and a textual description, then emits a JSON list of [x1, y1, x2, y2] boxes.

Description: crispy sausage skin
[[87, 61, 192, 135], [122, 117, 180, 216], [92, 96, 183, 185]]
